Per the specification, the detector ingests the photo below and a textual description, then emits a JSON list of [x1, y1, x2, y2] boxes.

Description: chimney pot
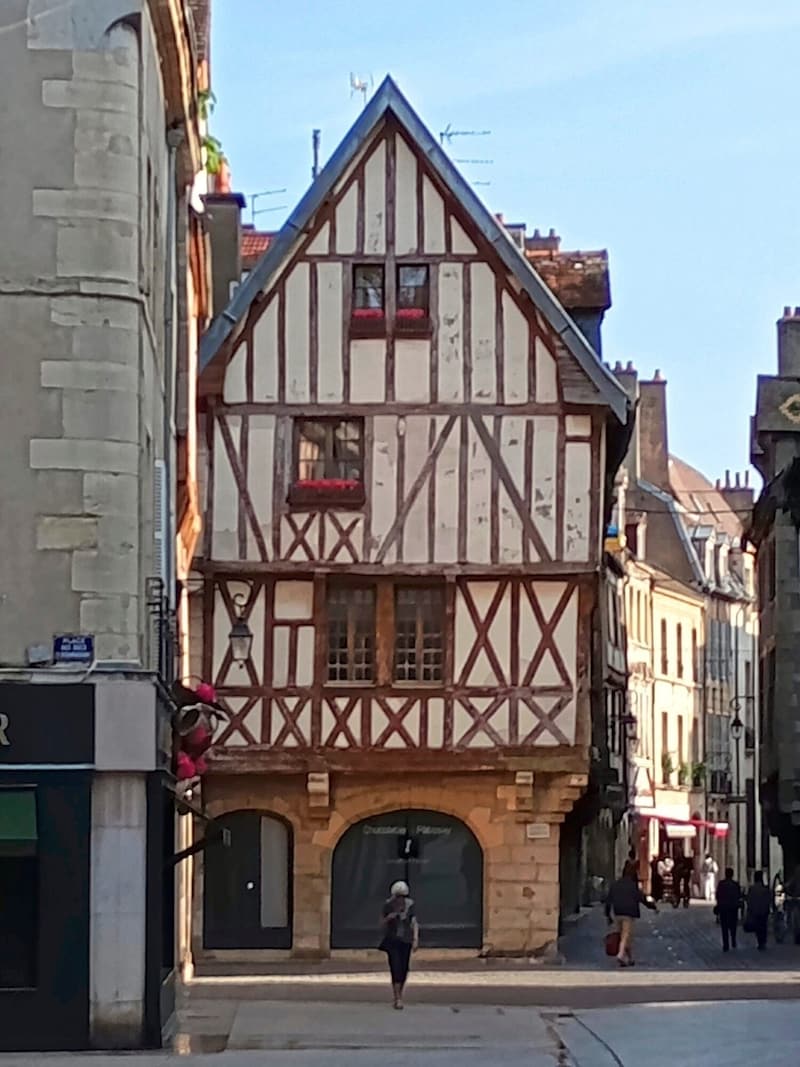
[[548, 228, 557, 238], [715, 479, 721, 491], [614, 361, 623, 372], [725, 469, 731, 488], [654, 369, 663, 381], [795, 307, 800, 317], [735, 471, 741, 488], [625, 360, 635, 372], [745, 470, 750, 487], [533, 228, 541, 238], [784, 306, 792, 318]]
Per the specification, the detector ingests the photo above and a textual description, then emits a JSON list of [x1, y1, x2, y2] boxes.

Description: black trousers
[[385, 939, 412, 984], [753, 915, 768, 949], [719, 908, 738, 950]]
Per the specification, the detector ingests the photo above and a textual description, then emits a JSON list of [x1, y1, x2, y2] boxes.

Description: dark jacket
[[716, 877, 741, 913], [605, 875, 655, 920], [746, 883, 771, 919]]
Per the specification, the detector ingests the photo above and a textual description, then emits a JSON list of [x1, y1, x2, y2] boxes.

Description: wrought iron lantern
[[228, 593, 253, 666]]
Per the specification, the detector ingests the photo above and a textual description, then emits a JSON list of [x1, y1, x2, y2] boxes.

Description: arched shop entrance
[[204, 810, 292, 949], [330, 809, 483, 949]]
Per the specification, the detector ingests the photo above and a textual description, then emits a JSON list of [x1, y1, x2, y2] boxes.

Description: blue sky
[[211, 0, 800, 483]]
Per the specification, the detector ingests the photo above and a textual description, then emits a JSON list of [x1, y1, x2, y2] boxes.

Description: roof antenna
[[312, 129, 321, 181], [250, 189, 287, 225], [349, 72, 373, 108]]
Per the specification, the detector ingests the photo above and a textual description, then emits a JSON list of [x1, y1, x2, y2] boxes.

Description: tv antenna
[[250, 189, 288, 225], [350, 72, 373, 106], [439, 124, 491, 147]]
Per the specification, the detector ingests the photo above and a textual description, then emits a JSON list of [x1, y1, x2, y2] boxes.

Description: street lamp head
[[228, 593, 253, 666], [730, 715, 744, 741]]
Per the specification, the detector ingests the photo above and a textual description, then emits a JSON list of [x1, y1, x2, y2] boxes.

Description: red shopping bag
[[605, 930, 621, 957]]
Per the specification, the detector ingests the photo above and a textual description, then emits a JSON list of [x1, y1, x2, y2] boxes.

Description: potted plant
[[677, 762, 689, 786], [691, 761, 706, 788], [661, 752, 675, 784]]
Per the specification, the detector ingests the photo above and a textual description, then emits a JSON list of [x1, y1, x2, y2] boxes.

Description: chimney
[[719, 469, 755, 522], [777, 307, 800, 377], [612, 361, 640, 481], [202, 184, 247, 319], [638, 372, 670, 491], [525, 227, 561, 253]]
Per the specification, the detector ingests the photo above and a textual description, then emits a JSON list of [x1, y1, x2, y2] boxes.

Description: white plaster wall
[[253, 297, 279, 401], [316, 263, 343, 401], [394, 135, 417, 254], [285, 263, 310, 402], [470, 263, 496, 402], [437, 263, 464, 402], [90, 772, 147, 1046], [422, 176, 445, 253], [363, 140, 386, 253]]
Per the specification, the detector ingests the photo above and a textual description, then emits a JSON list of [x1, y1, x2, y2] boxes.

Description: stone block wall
[[195, 768, 583, 961]]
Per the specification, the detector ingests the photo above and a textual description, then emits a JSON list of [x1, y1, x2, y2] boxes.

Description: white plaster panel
[[437, 263, 463, 402], [566, 414, 591, 437], [467, 417, 491, 563], [350, 339, 385, 402], [94, 680, 155, 771], [503, 292, 529, 403], [451, 217, 477, 254], [428, 698, 445, 747], [422, 176, 445, 253], [434, 415, 459, 563], [488, 584, 511, 685], [307, 221, 330, 255], [212, 415, 240, 559], [246, 587, 266, 685], [335, 183, 358, 254], [535, 336, 558, 402], [470, 262, 496, 402], [224, 340, 247, 403], [370, 416, 398, 564], [394, 135, 418, 254], [285, 262, 310, 402], [564, 441, 592, 562], [542, 583, 577, 686], [364, 140, 386, 253], [273, 626, 290, 688], [247, 415, 275, 553], [253, 297, 279, 402], [317, 262, 344, 401], [499, 417, 525, 563], [274, 581, 314, 620], [394, 339, 430, 403], [296, 627, 315, 686], [532, 417, 558, 558], [401, 417, 431, 563]]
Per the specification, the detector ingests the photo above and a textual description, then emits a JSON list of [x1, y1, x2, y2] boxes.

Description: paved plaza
[[1, 902, 798, 1064]]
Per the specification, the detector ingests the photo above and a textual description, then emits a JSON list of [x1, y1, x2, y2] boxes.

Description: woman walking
[[605, 861, 658, 966], [380, 880, 419, 1009]]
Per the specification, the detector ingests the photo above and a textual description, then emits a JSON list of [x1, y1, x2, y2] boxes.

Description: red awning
[[638, 812, 729, 837]]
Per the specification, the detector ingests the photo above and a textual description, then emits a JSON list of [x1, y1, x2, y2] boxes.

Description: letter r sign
[[0, 713, 9, 746]]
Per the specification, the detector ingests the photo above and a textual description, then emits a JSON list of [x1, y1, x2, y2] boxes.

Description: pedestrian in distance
[[744, 870, 772, 951], [702, 853, 719, 901], [605, 860, 658, 967], [677, 854, 692, 907], [650, 854, 664, 902], [379, 880, 419, 1009], [715, 867, 741, 951]]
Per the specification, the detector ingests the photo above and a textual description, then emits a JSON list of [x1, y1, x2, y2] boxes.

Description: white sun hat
[[390, 880, 410, 896]]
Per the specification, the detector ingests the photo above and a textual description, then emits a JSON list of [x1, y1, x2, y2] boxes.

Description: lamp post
[[729, 699, 744, 880]]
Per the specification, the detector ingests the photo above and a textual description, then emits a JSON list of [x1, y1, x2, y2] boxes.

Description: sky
[[210, 0, 800, 484]]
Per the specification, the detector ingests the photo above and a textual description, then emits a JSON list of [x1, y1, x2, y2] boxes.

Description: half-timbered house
[[192, 78, 630, 960]]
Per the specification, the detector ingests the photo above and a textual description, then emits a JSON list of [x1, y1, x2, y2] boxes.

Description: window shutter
[[153, 459, 168, 584]]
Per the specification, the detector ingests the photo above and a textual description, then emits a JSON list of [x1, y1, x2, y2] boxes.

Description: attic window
[[396, 265, 431, 335], [289, 418, 365, 508], [351, 266, 385, 337]]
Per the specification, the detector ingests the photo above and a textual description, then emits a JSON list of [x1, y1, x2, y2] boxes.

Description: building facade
[[0, 1, 207, 1050], [750, 307, 800, 889], [191, 78, 630, 961]]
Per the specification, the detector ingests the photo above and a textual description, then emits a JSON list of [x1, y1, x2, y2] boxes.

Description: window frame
[[326, 582, 377, 684], [393, 584, 445, 684], [350, 264, 386, 337], [289, 417, 366, 509], [324, 578, 447, 689], [395, 264, 432, 335]]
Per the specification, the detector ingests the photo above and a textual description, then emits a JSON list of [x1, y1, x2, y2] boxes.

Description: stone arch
[[203, 807, 293, 949], [329, 808, 484, 949]]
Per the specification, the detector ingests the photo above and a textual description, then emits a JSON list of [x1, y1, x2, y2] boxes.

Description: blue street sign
[[53, 634, 95, 665]]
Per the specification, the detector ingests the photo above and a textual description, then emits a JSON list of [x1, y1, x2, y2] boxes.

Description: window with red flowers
[[351, 265, 385, 337], [396, 264, 430, 334], [290, 418, 365, 507]]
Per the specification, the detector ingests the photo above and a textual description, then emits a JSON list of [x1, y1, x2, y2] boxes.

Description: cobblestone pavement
[[560, 898, 800, 971]]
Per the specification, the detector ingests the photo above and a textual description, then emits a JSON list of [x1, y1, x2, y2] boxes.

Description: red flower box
[[352, 308, 384, 319], [396, 307, 426, 320], [289, 478, 365, 508]]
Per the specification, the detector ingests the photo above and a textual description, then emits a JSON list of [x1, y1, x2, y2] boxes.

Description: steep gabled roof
[[199, 76, 629, 424]]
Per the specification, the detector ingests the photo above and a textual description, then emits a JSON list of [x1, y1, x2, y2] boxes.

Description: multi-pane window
[[691, 628, 698, 682], [676, 623, 684, 678], [327, 586, 375, 682], [353, 265, 384, 311], [660, 619, 668, 675], [394, 587, 444, 682], [397, 265, 429, 316], [294, 418, 363, 487]]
